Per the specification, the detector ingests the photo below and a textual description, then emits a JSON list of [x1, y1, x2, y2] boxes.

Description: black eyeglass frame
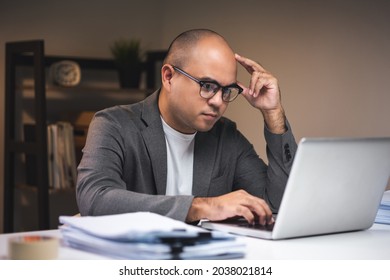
[[172, 65, 243, 102]]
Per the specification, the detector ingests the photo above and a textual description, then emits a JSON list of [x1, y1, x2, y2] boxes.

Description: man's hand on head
[[235, 54, 286, 134]]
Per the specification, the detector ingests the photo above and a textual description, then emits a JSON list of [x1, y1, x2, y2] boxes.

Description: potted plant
[[110, 38, 143, 88]]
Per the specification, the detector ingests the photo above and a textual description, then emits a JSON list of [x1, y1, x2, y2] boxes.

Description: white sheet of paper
[[59, 212, 201, 240]]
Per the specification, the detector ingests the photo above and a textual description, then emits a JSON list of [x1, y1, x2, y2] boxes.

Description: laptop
[[200, 137, 390, 239]]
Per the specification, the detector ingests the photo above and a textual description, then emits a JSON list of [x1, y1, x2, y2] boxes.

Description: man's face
[[166, 37, 237, 134]]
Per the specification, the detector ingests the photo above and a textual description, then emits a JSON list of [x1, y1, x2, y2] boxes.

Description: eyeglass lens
[[200, 82, 239, 102]]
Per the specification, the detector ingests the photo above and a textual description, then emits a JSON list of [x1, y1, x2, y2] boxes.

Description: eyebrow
[[198, 76, 238, 87]]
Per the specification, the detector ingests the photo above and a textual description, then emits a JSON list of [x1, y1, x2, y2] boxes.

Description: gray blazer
[[76, 90, 297, 221]]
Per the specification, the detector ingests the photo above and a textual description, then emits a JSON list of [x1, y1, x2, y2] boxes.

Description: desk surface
[[1, 223, 390, 260]]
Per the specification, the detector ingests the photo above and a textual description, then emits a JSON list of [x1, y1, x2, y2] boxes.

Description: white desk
[[1, 223, 390, 259]]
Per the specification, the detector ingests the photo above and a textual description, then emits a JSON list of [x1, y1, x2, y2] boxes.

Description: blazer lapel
[[140, 91, 167, 195], [192, 131, 218, 197]]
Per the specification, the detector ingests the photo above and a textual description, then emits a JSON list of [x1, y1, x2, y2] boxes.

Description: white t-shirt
[[161, 117, 196, 195]]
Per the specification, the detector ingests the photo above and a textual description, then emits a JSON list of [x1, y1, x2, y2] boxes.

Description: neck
[[158, 89, 196, 134]]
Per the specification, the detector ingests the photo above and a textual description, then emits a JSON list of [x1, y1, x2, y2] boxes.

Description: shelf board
[[14, 54, 116, 70], [16, 183, 76, 194], [20, 84, 148, 101], [19, 85, 149, 121]]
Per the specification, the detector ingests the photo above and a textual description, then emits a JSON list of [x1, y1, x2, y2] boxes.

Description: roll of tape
[[8, 235, 59, 260]]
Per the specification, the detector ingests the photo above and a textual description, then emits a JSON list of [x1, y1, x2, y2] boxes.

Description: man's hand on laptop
[[186, 189, 275, 225]]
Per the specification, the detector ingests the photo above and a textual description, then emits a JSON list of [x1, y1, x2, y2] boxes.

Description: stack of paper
[[375, 190, 390, 225], [59, 212, 245, 259]]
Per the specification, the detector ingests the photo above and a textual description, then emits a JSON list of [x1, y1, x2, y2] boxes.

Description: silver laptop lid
[[273, 137, 390, 239]]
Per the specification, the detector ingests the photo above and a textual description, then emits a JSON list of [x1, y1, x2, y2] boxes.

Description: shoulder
[[197, 116, 249, 147], [92, 91, 159, 128], [89, 105, 134, 133], [210, 116, 238, 136], [211, 117, 254, 148], [94, 103, 140, 122]]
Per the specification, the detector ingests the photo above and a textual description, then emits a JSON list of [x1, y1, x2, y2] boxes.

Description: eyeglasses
[[172, 66, 243, 102]]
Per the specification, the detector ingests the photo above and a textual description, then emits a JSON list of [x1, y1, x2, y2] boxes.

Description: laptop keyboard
[[237, 222, 274, 231]]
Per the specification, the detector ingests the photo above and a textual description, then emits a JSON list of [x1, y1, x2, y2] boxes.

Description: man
[[77, 29, 297, 226]]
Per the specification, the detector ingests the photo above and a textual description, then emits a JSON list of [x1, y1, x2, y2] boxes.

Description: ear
[[161, 64, 175, 91]]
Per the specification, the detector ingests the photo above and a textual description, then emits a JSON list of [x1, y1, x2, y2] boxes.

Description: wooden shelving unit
[[3, 40, 166, 233], [4, 40, 48, 233]]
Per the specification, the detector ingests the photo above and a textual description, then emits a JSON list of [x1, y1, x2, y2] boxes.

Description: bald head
[[164, 29, 234, 68], [159, 29, 238, 133]]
